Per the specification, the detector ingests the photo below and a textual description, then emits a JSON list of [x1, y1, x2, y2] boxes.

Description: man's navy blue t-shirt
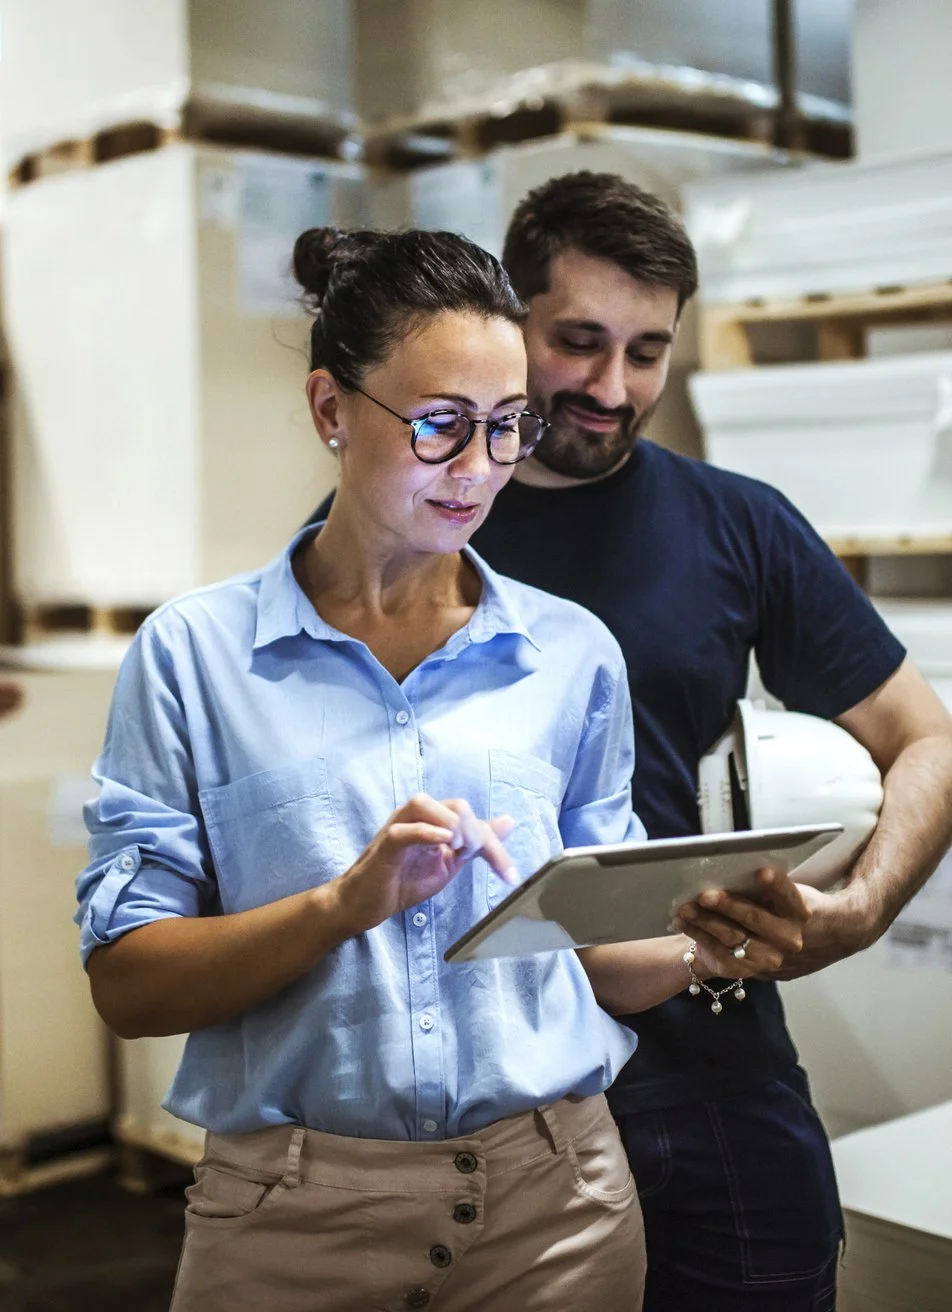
[[309, 439, 905, 1110]]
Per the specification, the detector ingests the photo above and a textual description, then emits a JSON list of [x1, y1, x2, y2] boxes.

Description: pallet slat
[[699, 281, 952, 369]]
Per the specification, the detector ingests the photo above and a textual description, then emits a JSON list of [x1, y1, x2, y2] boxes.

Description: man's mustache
[[550, 391, 635, 426]]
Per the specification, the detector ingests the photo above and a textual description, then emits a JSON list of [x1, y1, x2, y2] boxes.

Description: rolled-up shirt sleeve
[[76, 617, 214, 965], [559, 642, 647, 850]]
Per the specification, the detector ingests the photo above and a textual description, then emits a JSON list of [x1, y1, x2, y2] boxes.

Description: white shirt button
[[120, 855, 135, 871], [395, 709, 410, 726], [412, 912, 427, 927], [422, 1119, 438, 1133], [419, 1013, 435, 1031]]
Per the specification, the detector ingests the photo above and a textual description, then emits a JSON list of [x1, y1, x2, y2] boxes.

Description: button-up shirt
[[77, 526, 644, 1139]]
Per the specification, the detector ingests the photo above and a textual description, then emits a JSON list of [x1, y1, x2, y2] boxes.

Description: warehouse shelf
[[698, 279, 952, 371]]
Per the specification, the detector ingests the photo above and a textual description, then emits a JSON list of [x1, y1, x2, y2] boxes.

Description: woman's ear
[[306, 370, 347, 454]]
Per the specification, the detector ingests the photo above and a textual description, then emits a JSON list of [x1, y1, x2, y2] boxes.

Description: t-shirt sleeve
[[754, 489, 906, 719]]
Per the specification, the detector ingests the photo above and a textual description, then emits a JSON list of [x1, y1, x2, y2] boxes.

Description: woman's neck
[[294, 499, 481, 681]]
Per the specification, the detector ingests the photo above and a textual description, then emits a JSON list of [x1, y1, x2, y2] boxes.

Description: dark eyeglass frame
[[354, 385, 548, 465]]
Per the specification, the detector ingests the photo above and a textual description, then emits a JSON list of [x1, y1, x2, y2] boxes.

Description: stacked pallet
[[0, 666, 116, 1196], [0, 0, 365, 1187], [357, 0, 852, 170], [1, 0, 363, 647]]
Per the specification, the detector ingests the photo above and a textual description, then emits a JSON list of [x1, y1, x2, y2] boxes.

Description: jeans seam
[[706, 1099, 838, 1285], [633, 1113, 672, 1201]]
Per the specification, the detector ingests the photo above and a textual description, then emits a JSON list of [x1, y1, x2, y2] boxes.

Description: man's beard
[[529, 390, 653, 480]]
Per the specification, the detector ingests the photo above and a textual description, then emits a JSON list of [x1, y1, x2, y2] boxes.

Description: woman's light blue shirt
[[76, 526, 646, 1140]]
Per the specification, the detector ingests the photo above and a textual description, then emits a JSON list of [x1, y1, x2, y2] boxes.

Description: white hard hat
[[698, 700, 884, 887]]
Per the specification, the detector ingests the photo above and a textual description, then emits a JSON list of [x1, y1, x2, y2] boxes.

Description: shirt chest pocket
[[199, 755, 346, 914], [486, 749, 564, 911]]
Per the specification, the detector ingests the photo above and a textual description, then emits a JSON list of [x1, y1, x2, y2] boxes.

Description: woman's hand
[[672, 868, 812, 980], [334, 793, 517, 935]]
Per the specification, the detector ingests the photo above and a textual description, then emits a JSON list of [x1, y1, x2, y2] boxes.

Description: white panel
[[0, 671, 116, 1143], [117, 1033, 204, 1162], [372, 127, 787, 258], [853, 0, 952, 159], [188, 0, 355, 119], [4, 144, 360, 607], [690, 353, 952, 539], [0, 0, 354, 167], [684, 151, 952, 305], [4, 147, 201, 605], [0, 0, 189, 159], [356, 0, 586, 122], [781, 943, 952, 1136], [872, 600, 952, 681], [587, 0, 852, 110]]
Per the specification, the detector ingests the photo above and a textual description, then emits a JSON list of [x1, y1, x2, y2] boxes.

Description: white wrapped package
[[4, 143, 363, 608], [0, 0, 355, 169], [684, 151, 952, 304], [689, 352, 952, 541]]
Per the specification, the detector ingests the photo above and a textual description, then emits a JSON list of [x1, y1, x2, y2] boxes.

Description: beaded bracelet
[[682, 941, 746, 1016]]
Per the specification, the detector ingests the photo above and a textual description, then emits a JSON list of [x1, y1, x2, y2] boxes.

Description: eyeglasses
[[354, 386, 548, 465]]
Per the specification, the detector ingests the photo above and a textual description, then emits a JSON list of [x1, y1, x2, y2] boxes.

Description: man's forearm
[[856, 731, 952, 931], [775, 730, 952, 979]]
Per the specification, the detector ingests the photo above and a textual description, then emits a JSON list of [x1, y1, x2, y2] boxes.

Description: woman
[[77, 228, 801, 1312]]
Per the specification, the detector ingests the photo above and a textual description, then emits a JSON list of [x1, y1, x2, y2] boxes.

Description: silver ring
[[733, 936, 751, 960]]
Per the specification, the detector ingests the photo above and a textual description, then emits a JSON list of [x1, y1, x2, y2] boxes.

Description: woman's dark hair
[[293, 227, 527, 388], [503, 171, 698, 311]]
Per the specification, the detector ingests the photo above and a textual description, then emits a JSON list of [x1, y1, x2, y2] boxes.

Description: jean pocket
[[707, 1081, 843, 1283]]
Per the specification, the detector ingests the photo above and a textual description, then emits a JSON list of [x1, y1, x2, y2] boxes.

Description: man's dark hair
[[294, 227, 526, 388], [502, 171, 699, 310]]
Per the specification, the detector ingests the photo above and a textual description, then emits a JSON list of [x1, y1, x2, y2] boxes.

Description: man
[[310, 173, 952, 1309]]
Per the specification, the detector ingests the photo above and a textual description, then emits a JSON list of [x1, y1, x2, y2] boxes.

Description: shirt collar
[[253, 525, 541, 654]]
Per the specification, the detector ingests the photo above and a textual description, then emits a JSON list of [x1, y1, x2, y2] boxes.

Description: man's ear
[[306, 369, 347, 453]]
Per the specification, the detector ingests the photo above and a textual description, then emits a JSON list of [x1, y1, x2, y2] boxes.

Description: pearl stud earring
[[328, 438, 340, 450]]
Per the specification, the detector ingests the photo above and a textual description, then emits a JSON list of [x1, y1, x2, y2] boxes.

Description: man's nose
[[584, 351, 628, 412]]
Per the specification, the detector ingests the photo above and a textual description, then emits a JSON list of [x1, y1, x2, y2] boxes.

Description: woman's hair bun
[[293, 228, 381, 309]]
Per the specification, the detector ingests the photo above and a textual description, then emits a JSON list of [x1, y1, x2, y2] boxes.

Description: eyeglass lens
[[412, 412, 546, 464]]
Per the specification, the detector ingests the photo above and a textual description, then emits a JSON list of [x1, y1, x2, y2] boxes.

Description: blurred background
[[0, 3, 951, 1308]]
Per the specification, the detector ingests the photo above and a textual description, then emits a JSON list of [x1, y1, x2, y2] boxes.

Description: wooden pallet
[[8, 103, 361, 190], [363, 68, 849, 170], [697, 281, 952, 567], [15, 602, 155, 644], [699, 280, 952, 370], [0, 1119, 114, 1198]]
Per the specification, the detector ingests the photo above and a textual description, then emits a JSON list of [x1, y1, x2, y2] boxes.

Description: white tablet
[[444, 823, 842, 963]]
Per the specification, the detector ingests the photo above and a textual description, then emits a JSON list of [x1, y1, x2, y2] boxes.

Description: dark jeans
[[614, 1067, 843, 1311]]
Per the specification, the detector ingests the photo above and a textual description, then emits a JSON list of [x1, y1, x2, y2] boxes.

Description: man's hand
[[672, 868, 812, 978], [760, 878, 882, 980]]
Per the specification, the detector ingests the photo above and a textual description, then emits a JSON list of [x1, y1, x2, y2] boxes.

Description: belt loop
[[536, 1103, 568, 1158], [282, 1126, 306, 1189]]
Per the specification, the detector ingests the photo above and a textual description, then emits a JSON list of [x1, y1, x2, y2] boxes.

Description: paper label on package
[[410, 160, 504, 258], [48, 776, 98, 848], [885, 847, 952, 972], [200, 165, 241, 229], [237, 157, 335, 315]]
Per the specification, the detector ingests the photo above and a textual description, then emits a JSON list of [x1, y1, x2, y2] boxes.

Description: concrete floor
[[0, 1170, 187, 1311]]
